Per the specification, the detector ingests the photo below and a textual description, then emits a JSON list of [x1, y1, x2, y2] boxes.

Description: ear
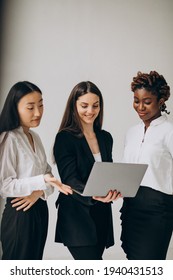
[[159, 98, 165, 106]]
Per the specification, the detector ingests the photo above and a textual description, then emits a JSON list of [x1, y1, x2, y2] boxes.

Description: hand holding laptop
[[80, 162, 148, 197], [93, 189, 122, 202]]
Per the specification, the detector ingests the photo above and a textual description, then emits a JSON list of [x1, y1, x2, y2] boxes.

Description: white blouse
[[123, 114, 173, 195], [0, 126, 53, 199], [93, 152, 102, 162]]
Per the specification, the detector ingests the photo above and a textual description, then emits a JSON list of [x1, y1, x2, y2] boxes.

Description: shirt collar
[[16, 126, 31, 134], [150, 114, 167, 126], [140, 114, 167, 128]]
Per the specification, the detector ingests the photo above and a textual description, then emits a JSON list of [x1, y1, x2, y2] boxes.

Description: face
[[17, 91, 43, 131], [76, 93, 100, 127], [133, 88, 163, 126]]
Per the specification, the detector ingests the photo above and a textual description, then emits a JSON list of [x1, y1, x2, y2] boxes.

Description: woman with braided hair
[[120, 70, 173, 260]]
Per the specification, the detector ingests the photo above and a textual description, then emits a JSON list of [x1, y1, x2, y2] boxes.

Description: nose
[[34, 106, 42, 116], [87, 106, 94, 114], [138, 102, 145, 111]]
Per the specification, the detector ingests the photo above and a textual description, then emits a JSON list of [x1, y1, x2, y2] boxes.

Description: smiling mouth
[[138, 112, 147, 117], [85, 115, 94, 118]]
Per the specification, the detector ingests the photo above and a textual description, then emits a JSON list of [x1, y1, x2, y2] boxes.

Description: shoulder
[[101, 129, 113, 138], [0, 129, 18, 152], [54, 130, 80, 149], [53, 130, 81, 157], [55, 130, 79, 141], [163, 119, 173, 130], [126, 123, 141, 134], [97, 129, 113, 143], [162, 119, 173, 140], [2, 129, 19, 143]]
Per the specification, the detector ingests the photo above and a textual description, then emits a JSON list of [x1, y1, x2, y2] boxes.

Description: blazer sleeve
[[101, 130, 113, 162], [53, 131, 96, 206]]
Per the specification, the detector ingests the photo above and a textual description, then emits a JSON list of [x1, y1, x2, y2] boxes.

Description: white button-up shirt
[[123, 114, 173, 194], [0, 127, 53, 199]]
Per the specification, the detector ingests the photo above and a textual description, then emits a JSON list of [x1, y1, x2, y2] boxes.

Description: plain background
[[0, 0, 173, 259]]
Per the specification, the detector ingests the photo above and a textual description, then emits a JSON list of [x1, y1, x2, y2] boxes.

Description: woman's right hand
[[11, 190, 44, 211], [93, 190, 122, 203], [44, 174, 73, 195]]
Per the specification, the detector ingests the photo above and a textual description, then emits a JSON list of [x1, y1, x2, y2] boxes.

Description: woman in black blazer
[[53, 81, 120, 260]]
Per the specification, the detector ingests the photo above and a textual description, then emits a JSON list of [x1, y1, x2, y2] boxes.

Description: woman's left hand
[[44, 174, 73, 195], [93, 190, 122, 203], [11, 190, 43, 211]]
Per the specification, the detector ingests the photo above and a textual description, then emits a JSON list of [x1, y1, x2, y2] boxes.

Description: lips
[[85, 115, 94, 119], [32, 118, 40, 122], [138, 112, 147, 117]]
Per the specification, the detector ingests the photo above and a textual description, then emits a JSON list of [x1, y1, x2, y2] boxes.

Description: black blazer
[[53, 129, 114, 247]]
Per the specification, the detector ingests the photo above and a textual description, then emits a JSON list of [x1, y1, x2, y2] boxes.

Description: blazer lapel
[[81, 131, 109, 163], [96, 130, 108, 162], [81, 136, 95, 164]]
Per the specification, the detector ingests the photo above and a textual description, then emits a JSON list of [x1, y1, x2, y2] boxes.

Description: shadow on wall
[[0, 198, 5, 259], [0, 0, 6, 92], [0, 0, 7, 260]]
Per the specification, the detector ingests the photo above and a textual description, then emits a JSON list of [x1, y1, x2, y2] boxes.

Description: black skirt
[[1, 198, 48, 260], [120, 186, 173, 260]]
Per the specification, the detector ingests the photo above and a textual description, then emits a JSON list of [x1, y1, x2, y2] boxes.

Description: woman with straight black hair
[[0, 81, 72, 259], [53, 81, 121, 260]]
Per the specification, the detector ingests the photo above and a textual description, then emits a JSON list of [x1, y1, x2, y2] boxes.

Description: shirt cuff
[[31, 175, 47, 191]]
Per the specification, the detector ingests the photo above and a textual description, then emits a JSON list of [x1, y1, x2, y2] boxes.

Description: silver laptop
[[76, 162, 148, 197]]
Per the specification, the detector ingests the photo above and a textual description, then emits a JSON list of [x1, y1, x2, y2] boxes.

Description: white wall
[[0, 0, 173, 259]]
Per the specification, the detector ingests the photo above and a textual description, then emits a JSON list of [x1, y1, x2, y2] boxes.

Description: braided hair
[[131, 71, 170, 114]]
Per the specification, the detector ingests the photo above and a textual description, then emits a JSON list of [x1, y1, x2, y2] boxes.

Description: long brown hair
[[58, 81, 104, 136]]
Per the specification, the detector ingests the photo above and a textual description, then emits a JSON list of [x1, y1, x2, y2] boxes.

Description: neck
[[21, 126, 30, 135], [83, 127, 94, 137]]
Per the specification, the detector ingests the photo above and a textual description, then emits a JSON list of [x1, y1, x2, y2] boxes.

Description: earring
[[159, 104, 164, 111], [160, 103, 170, 114]]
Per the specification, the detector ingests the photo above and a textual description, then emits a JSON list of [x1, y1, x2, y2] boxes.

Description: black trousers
[[67, 244, 105, 260], [1, 198, 48, 260], [120, 186, 173, 260], [66, 201, 112, 260]]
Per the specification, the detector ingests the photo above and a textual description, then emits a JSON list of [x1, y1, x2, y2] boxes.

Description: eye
[[81, 105, 88, 109], [27, 107, 34, 110], [143, 99, 152, 105], [144, 101, 151, 105], [93, 104, 99, 108]]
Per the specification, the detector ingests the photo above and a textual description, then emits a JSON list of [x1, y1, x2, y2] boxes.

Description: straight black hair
[[0, 81, 42, 134]]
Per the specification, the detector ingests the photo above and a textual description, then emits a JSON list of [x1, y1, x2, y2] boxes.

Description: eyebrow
[[134, 97, 152, 100], [26, 98, 43, 105], [80, 101, 99, 104]]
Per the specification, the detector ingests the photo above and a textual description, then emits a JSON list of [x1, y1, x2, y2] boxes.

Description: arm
[[0, 137, 47, 198], [32, 131, 72, 198], [166, 129, 173, 158], [43, 172, 72, 196], [0, 133, 72, 199], [11, 173, 72, 211], [32, 132, 73, 199]]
